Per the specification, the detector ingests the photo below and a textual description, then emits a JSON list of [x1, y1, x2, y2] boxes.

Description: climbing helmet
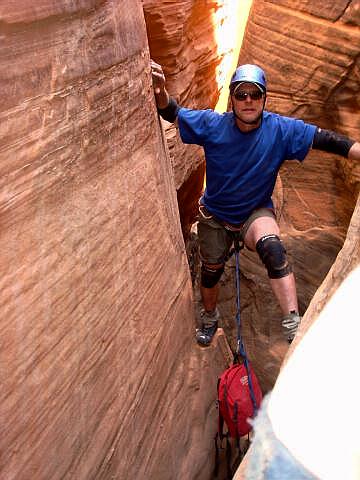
[[229, 64, 266, 94]]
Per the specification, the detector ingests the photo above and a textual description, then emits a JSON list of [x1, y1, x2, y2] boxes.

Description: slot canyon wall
[[0, 1, 230, 479]]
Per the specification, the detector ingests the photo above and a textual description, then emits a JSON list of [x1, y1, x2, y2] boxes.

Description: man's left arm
[[312, 127, 359, 159]]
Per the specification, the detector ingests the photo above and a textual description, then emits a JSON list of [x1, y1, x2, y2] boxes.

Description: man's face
[[231, 82, 265, 128]]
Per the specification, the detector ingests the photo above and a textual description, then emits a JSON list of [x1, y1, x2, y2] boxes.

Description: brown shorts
[[197, 207, 276, 264]]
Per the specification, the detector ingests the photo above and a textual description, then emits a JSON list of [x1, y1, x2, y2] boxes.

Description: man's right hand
[[151, 59, 169, 108], [151, 59, 166, 94]]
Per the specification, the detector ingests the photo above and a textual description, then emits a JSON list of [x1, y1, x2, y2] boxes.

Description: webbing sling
[[232, 232, 258, 413], [214, 232, 259, 479]]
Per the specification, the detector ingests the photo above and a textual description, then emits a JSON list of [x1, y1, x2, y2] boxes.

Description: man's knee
[[243, 212, 278, 251], [256, 234, 292, 279], [201, 263, 225, 288]]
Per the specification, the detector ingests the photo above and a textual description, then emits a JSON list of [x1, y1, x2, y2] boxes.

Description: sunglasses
[[233, 90, 263, 101]]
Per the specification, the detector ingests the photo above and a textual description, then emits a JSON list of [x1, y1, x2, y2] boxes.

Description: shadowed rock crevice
[[177, 162, 206, 240]]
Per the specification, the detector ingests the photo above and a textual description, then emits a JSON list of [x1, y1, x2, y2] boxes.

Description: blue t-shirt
[[177, 108, 316, 224]]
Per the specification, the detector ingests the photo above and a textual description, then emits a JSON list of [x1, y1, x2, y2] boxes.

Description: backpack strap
[[233, 435, 243, 470], [225, 434, 232, 479], [214, 412, 227, 477], [216, 378, 225, 439], [218, 405, 225, 439], [214, 377, 224, 478], [214, 413, 225, 477], [214, 433, 220, 478]]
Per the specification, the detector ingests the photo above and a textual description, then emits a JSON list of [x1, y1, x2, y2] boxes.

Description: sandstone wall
[[224, 0, 360, 390], [0, 2, 228, 479]]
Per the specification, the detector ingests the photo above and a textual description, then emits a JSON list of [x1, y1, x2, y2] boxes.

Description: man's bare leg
[[201, 284, 219, 312], [270, 275, 298, 315], [244, 216, 298, 315]]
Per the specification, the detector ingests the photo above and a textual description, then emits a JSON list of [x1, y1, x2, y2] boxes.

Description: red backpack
[[214, 361, 263, 479], [218, 362, 262, 438]]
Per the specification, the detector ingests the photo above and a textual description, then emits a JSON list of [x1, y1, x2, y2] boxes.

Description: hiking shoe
[[196, 308, 220, 346], [282, 311, 301, 343]]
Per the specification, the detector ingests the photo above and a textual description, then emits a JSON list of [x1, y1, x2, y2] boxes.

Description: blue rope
[[234, 247, 258, 412]]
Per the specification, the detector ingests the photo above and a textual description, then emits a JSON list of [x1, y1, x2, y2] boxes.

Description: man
[[242, 267, 360, 479], [151, 59, 360, 346]]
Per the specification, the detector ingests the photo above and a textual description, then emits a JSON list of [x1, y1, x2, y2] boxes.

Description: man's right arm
[[151, 59, 179, 123], [150, 60, 211, 145]]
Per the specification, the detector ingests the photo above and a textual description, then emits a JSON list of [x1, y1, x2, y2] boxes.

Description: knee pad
[[256, 234, 292, 279], [201, 264, 224, 288]]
